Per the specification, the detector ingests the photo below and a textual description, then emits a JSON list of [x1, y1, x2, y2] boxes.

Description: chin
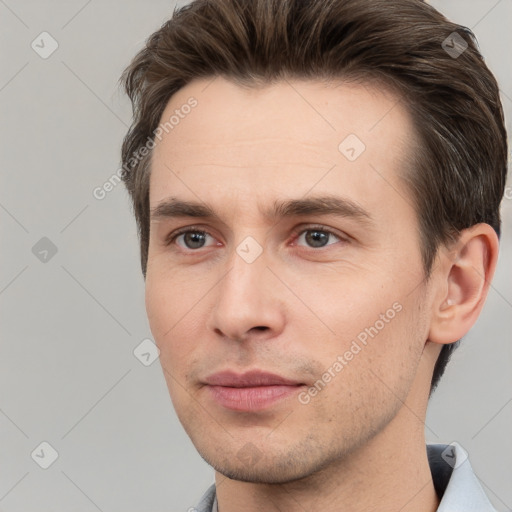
[[196, 443, 336, 485], [210, 461, 312, 485]]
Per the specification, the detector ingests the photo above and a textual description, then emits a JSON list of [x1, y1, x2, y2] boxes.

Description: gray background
[[0, 0, 510, 511]]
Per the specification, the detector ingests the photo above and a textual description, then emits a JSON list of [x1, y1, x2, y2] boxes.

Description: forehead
[[149, 76, 416, 221]]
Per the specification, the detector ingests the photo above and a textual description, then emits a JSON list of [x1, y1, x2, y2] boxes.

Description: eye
[[165, 224, 346, 252], [292, 225, 345, 249], [166, 227, 218, 250]]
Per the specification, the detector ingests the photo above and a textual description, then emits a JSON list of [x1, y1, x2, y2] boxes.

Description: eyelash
[[164, 224, 347, 250]]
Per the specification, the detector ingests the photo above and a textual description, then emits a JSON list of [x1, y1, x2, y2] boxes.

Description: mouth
[[202, 370, 306, 412]]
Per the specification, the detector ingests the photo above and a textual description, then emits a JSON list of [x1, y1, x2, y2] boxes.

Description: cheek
[[145, 273, 170, 341], [145, 271, 196, 369], [146, 259, 201, 332], [351, 296, 428, 397], [291, 268, 404, 345], [145, 277, 201, 412], [303, 272, 427, 392], [312, 301, 426, 428]]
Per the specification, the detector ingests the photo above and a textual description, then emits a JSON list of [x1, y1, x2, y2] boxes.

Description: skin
[[145, 77, 499, 512]]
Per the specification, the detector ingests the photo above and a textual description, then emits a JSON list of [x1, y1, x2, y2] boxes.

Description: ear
[[428, 223, 500, 345]]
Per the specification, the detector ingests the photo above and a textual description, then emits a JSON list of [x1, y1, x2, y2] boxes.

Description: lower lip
[[206, 384, 303, 411]]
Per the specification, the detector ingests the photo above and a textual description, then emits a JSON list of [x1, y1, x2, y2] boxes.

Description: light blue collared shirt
[[193, 443, 497, 511]]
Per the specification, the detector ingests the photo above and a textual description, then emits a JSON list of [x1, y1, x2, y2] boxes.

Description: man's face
[[146, 77, 435, 483]]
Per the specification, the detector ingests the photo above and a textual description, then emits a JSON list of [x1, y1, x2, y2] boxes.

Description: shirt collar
[[428, 442, 497, 511]]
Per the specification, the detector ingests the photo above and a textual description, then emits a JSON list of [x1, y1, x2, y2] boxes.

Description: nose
[[206, 244, 285, 343]]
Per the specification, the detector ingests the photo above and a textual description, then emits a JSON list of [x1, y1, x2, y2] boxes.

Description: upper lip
[[203, 370, 303, 387]]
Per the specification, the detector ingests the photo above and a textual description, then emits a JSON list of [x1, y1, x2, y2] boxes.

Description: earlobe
[[428, 224, 499, 345]]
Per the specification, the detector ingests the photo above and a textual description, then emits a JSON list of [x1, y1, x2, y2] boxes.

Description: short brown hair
[[119, 0, 508, 394]]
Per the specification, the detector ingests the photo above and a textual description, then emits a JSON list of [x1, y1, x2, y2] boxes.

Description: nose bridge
[[209, 237, 282, 340], [219, 239, 268, 312]]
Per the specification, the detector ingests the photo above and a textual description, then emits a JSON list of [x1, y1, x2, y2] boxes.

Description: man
[[119, 0, 508, 510]]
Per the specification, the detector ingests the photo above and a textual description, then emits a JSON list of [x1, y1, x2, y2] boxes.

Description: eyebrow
[[151, 195, 373, 226], [150, 195, 373, 227]]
